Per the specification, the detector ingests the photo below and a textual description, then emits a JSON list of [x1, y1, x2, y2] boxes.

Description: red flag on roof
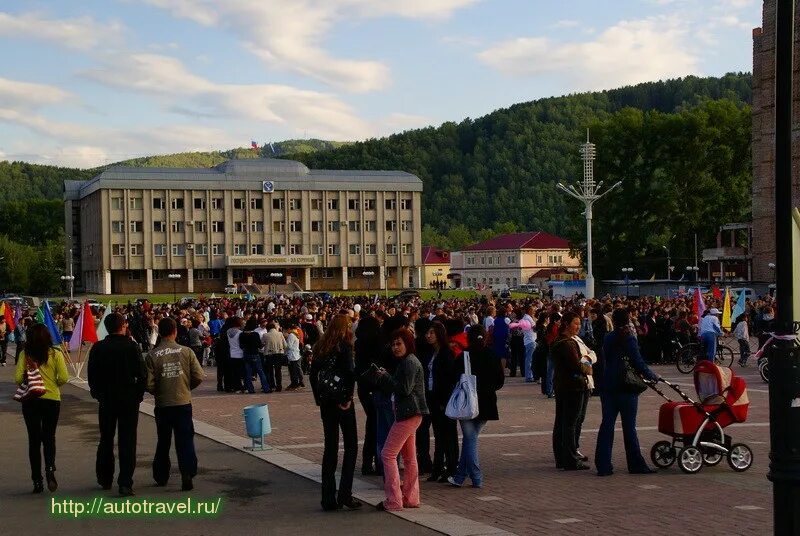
[[251, 141, 258, 150]]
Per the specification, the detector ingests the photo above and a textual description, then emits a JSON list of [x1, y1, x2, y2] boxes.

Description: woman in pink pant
[[376, 328, 430, 511]]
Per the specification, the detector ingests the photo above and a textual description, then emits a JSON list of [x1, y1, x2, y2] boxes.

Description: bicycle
[[674, 337, 735, 374]]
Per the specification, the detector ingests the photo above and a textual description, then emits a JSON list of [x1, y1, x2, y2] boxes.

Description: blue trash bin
[[243, 403, 271, 449]]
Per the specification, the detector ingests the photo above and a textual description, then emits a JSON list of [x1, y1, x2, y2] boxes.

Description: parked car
[[224, 284, 237, 294], [315, 291, 333, 302], [393, 290, 420, 301], [292, 291, 316, 300]]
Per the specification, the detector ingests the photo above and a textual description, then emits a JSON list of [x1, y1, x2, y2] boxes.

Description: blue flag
[[731, 290, 746, 323], [37, 301, 63, 345]]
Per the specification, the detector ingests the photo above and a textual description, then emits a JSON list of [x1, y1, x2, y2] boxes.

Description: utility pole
[[557, 131, 621, 298], [768, 2, 800, 535]]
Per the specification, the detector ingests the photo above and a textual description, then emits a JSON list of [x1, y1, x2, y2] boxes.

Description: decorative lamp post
[[363, 271, 375, 292], [557, 132, 621, 299], [270, 272, 283, 295], [621, 267, 633, 297], [167, 273, 181, 303], [686, 265, 699, 283], [60, 275, 75, 301]]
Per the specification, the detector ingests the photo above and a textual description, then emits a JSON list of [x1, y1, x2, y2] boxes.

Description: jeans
[[97, 401, 140, 488], [543, 353, 555, 396], [737, 339, 751, 364], [358, 385, 378, 472], [374, 391, 395, 473], [22, 398, 60, 482], [594, 391, 649, 474], [524, 342, 536, 381], [453, 419, 487, 486], [552, 389, 589, 468], [700, 332, 717, 361], [382, 415, 422, 510], [228, 357, 244, 392], [287, 360, 304, 387], [153, 404, 197, 484], [264, 354, 285, 391], [320, 404, 357, 508], [430, 404, 458, 477], [243, 353, 270, 393]]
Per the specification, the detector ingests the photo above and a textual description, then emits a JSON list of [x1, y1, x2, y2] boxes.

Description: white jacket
[[286, 333, 301, 362]]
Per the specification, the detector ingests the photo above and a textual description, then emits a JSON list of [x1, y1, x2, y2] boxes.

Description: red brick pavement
[[179, 364, 772, 536]]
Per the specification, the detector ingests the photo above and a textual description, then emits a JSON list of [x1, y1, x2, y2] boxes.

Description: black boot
[[181, 474, 193, 491], [45, 470, 57, 492], [33, 481, 44, 493]]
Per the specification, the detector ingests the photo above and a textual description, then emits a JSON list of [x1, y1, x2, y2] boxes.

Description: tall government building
[[751, 0, 800, 282], [63, 158, 423, 294]]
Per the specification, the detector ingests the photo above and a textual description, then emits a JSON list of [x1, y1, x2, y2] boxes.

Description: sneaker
[[446, 476, 463, 487]]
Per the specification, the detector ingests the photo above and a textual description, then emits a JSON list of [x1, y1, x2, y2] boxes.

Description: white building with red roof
[[420, 246, 451, 289], [455, 232, 580, 289]]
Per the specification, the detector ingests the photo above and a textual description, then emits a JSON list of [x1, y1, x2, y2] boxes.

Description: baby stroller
[[648, 361, 753, 474]]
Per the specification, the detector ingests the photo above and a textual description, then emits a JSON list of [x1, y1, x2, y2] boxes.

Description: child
[[733, 314, 750, 366]]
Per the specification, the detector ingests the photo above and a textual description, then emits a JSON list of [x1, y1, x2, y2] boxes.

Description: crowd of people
[[5, 289, 776, 510]]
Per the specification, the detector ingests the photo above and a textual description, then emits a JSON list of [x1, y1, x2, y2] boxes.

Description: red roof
[[463, 232, 570, 251], [422, 246, 450, 264]]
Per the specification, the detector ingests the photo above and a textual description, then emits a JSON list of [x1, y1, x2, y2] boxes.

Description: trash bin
[[243, 403, 271, 450]]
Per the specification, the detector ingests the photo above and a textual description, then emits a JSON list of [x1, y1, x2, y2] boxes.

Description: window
[[401, 220, 412, 231], [289, 244, 302, 255], [111, 197, 123, 210], [386, 244, 397, 255], [273, 221, 284, 232], [195, 244, 208, 255], [364, 199, 375, 211], [311, 198, 322, 210], [385, 199, 396, 210], [311, 221, 322, 232], [401, 243, 412, 254], [233, 198, 244, 210], [153, 197, 165, 210], [171, 198, 184, 210], [328, 221, 340, 232], [348, 199, 359, 210], [481, 256, 486, 265], [273, 244, 286, 255], [154, 244, 167, 256], [172, 221, 184, 233], [507, 255, 516, 264], [112, 244, 125, 256], [212, 221, 224, 233], [251, 244, 264, 255], [348, 221, 360, 232], [327, 199, 339, 210], [272, 198, 283, 210], [129, 197, 143, 210], [349, 244, 360, 255], [536, 255, 543, 264], [290, 221, 302, 232], [401, 199, 412, 210], [250, 221, 263, 232], [234, 244, 247, 256], [127, 271, 142, 281], [289, 198, 301, 210], [130, 244, 142, 256], [211, 197, 223, 210], [153, 221, 166, 232], [311, 244, 324, 255], [312, 268, 335, 279], [251, 198, 263, 210], [194, 198, 205, 209], [130, 221, 143, 233], [195, 221, 206, 232], [153, 270, 165, 280], [365, 244, 377, 255], [327, 244, 340, 255], [111, 221, 124, 233], [488, 257, 494, 265], [212, 243, 224, 256], [365, 220, 376, 231], [234, 221, 245, 232], [172, 244, 185, 256], [385, 220, 396, 231]]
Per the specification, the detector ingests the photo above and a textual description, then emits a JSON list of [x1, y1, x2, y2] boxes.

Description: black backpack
[[317, 354, 350, 404]]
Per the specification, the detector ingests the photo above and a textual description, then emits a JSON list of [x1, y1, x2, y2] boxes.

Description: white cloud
[[141, 0, 478, 92], [0, 77, 74, 109], [477, 17, 699, 90], [0, 11, 124, 50]]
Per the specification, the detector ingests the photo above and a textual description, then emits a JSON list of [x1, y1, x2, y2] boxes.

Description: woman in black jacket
[[354, 315, 383, 475], [447, 325, 504, 488], [424, 321, 457, 482], [310, 314, 361, 512]]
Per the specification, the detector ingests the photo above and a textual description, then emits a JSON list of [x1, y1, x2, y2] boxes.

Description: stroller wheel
[[727, 443, 753, 472], [677, 446, 703, 474], [702, 451, 723, 466], [650, 441, 676, 468]]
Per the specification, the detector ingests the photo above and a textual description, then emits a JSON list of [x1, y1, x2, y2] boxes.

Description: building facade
[[63, 158, 423, 294], [419, 246, 450, 289], [751, 0, 800, 282], [455, 232, 580, 289]]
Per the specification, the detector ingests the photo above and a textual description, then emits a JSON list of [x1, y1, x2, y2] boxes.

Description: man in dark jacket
[[88, 313, 147, 496]]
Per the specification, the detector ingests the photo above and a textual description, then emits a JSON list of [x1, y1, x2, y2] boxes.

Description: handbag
[[445, 351, 479, 420], [14, 358, 47, 402], [618, 356, 647, 394]]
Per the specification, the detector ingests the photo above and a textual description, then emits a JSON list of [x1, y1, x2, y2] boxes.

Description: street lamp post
[[621, 267, 633, 297], [686, 265, 699, 283], [662, 246, 672, 280], [269, 272, 282, 295], [60, 275, 75, 301], [363, 271, 375, 292], [557, 132, 622, 299], [167, 273, 181, 303]]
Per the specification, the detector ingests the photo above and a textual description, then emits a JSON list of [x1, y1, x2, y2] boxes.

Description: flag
[[712, 285, 722, 300], [37, 301, 62, 345], [95, 302, 113, 340], [731, 289, 746, 322], [13, 303, 21, 327], [693, 287, 706, 320], [721, 287, 732, 330], [793, 208, 800, 324], [251, 140, 258, 150], [1, 302, 13, 331], [649, 273, 656, 281]]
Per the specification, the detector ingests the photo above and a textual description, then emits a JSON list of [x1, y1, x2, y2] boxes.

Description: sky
[[0, 0, 762, 168]]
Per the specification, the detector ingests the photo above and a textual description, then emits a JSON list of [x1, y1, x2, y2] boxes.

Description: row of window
[[114, 219, 414, 234], [466, 255, 518, 266], [464, 277, 519, 287], [113, 197, 413, 211], [127, 269, 224, 281], [112, 243, 414, 257]]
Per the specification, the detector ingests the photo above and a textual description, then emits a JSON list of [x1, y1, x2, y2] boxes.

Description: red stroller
[[648, 361, 753, 474]]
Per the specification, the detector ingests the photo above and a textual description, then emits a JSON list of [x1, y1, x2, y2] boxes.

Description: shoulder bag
[[445, 351, 479, 420], [618, 355, 647, 394], [13, 358, 47, 402]]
